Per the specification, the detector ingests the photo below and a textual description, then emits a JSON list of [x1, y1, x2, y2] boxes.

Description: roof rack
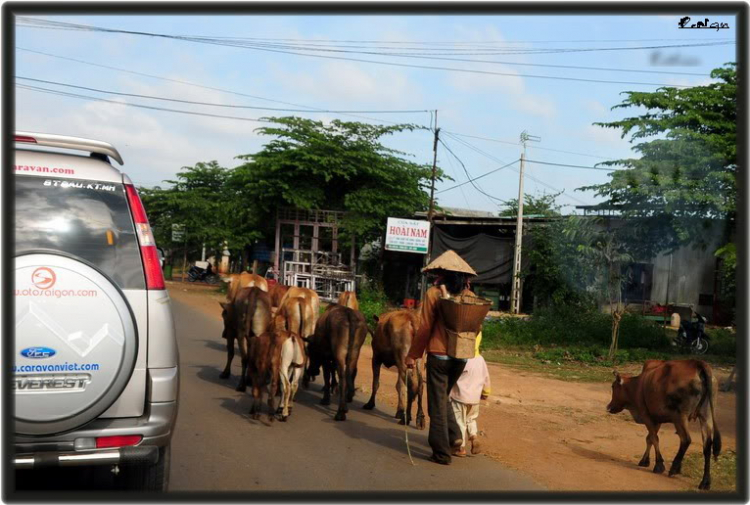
[[14, 131, 124, 165]]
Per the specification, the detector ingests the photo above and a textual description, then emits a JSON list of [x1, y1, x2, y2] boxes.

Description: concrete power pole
[[421, 110, 439, 300], [510, 130, 540, 314]]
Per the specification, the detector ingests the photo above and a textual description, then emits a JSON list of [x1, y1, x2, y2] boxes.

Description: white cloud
[[273, 60, 421, 108], [582, 99, 609, 117]]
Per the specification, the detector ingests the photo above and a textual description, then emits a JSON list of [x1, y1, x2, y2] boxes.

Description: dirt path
[[167, 283, 737, 492]]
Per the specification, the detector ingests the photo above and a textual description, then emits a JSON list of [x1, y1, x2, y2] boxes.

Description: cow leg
[[220, 333, 235, 379], [647, 423, 665, 474], [395, 365, 406, 423], [279, 368, 291, 421], [320, 361, 333, 406], [669, 416, 692, 477], [345, 364, 357, 404], [267, 368, 278, 424], [236, 336, 249, 392], [363, 357, 381, 410], [698, 416, 714, 490], [249, 382, 261, 420], [334, 358, 347, 421], [638, 435, 653, 468]]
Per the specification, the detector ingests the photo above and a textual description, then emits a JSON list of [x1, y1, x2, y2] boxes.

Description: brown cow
[[225, 272, 268, 303], [218, 287, 272, 391], [363, 310, 425, 429], [269, 283, 289, 309], [607, 359, 721, 490], [305, 305, 367, 421], [337, 291, 359, 311], [247, 328, 306, 422]]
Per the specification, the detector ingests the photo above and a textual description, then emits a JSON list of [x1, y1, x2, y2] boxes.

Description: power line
[[15, 76, 432, 114], [442, 130, 613, 160], [443, 132, 591, 206], [437, 159, 520, 194], [437, 137, 508, 205], [526, 159, 616, 172], [14, 19, 724, 88], [15, 47, 424, 127], [16, 83, 273, 123], [440, 147, 473, 209]]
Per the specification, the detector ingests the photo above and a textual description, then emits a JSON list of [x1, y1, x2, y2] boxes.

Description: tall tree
[[582, 63, 736, 258], [499, 191, 564, 218], [231, 117, 442, 244]]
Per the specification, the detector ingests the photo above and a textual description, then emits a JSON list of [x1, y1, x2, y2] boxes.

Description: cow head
[[607, 371, 629, 414]]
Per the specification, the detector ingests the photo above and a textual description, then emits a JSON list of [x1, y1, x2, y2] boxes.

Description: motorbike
[[673, 312, 710, 355], [187, 264, 220, 284]]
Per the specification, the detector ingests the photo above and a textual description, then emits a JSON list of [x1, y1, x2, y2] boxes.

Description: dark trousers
[[426, 354, 467, 462]]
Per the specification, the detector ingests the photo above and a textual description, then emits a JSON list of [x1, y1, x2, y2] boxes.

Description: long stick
[[403, 369, 416, 466]]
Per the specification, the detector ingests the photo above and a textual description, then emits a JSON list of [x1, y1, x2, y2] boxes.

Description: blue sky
[[14, 12, 736, 214]]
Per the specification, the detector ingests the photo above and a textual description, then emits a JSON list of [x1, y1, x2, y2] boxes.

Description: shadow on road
[[195, 338, 227, 353], [191, 364, 242, 391], [297, 387, 432, 461]]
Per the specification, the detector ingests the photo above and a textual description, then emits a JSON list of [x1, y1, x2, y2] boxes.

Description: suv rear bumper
[[14, 400, 176, 469], [15, 445, 159, 469]]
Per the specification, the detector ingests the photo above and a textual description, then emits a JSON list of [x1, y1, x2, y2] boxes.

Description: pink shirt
[[450, 355, 491, 405]]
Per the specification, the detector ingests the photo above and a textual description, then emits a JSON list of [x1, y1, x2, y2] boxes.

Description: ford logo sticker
[[20, 347, 56, 359]]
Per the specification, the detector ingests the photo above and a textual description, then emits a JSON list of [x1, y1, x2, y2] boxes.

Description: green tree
[[582, 63, 736, 258], [499, 191, 564, 218], [231, 117, 442, 244], [140, 161, 260, 262], [563, 216, 633, 360]]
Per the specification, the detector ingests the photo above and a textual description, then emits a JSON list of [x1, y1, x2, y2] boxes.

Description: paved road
[[168, 299, 543, 492]]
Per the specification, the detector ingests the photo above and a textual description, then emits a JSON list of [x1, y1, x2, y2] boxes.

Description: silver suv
[[13, 132, 179, 491]]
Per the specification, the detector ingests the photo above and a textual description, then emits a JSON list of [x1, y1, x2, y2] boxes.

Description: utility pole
[[421, 110, 439, 300], [510, 130, 540, 314], [427, 110, 440, 222]]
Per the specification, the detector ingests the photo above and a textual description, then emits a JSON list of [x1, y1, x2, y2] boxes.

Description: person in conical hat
[[406, 249, 477, 465]]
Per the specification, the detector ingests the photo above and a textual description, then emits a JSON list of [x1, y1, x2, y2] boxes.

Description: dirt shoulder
[[167, 284, 737, 493]]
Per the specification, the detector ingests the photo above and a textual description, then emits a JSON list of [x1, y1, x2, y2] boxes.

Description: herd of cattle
[[218, 272, 423, 426], [216, 272, 724, 490]]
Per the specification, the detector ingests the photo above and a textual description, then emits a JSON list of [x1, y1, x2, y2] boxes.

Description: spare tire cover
[[14, 253, 138, 436]]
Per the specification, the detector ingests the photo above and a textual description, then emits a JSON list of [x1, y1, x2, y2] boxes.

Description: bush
[[358, 281, 389, 329], [480, 306, 670, 351], [707, 328, 737, 357]]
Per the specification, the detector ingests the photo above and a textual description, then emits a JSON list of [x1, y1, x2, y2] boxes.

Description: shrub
[[358, 281, 390, 329], [480, 306, 670, 351]]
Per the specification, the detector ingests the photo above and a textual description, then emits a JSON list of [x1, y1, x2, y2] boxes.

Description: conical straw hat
[[422, 250, 477, 276]]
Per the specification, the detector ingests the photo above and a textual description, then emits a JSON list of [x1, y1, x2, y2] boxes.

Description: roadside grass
[[479, 309, 736, 383], [682, 450, 737, 493]]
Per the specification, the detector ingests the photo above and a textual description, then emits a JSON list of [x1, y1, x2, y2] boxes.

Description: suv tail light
[[125, 184, 165, 290]]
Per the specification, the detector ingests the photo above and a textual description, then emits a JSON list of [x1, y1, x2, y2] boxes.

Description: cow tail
[[345, 310, 357, 388], [696, 362, 722, 460], [248, 290, 259, 338]]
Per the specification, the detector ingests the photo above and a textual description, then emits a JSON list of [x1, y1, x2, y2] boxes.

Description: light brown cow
[[269, 283, 289, 309], [607, 359, 721, 490], [337, 291, 359, 311], [363, 310, 425, 429], [275, 296, 315, 339], [225, 272, 268, 303], [278, 287, 320, 330], [304, 304, 367, 421], [218, 287, 272, 391]]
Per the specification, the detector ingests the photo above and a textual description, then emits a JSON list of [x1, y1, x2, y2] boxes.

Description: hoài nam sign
[[385, 218, 430, 254]]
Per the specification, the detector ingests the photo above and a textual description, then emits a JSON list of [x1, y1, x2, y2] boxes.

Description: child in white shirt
[[449, 333, 491, 456]]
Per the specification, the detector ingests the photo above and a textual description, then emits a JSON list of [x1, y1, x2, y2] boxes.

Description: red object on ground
[[404, 299, 416, 309]]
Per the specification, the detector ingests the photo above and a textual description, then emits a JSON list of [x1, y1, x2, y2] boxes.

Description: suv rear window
[[14, 175, 146, 290]]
